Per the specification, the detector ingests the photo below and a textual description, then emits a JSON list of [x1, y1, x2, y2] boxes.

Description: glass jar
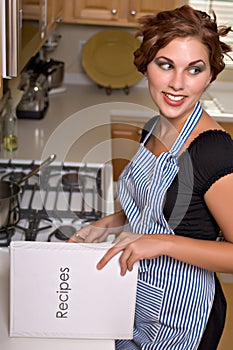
[[3, 98, 18, 152]]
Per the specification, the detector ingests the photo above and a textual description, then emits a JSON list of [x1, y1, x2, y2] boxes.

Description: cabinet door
[[63, 0, 121, 24], [20, 0, 47, 70], [218, 122, 233, 138], [62, 0, 183, 26], [128, 0, 181, 23], [111, 122, 143, 181], [47, 0, 63, 32]]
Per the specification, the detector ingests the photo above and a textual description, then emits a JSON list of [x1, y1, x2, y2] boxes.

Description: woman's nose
[[168, 71, 185, 91]]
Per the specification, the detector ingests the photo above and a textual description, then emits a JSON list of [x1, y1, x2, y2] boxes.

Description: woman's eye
[[189, 66, 203, 75], [156, 61, 173, 70]]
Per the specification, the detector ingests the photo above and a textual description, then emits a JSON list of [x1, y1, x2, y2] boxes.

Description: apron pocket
[[135, 279, 164, 342]]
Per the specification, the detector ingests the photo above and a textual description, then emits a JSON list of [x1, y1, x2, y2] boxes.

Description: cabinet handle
[[112, 131, 133, 136], [55, 16, 62, 23], [130, 10, 137, 17], [111, 8, 118, 15], [137, 129, 142, 135]]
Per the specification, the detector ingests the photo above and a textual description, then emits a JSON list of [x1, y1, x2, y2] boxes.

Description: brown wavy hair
[[134, 5, 232, 82]]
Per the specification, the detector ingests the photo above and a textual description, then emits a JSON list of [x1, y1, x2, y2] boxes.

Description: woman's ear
[[204, 74, 212, 91], [207, 73, 213, 86]]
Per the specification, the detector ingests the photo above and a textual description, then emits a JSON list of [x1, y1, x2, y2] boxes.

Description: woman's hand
[[97, 232, 164, 276], [67, 221, 110, 243], [67, 211, 127, 244]]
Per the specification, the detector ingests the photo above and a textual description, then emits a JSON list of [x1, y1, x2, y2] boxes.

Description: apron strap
[[170, 101, 203, 156]]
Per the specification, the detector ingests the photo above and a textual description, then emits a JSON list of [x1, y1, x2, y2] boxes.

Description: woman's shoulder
[[189, 128, 233, 153], [187, 129, 233, 194]]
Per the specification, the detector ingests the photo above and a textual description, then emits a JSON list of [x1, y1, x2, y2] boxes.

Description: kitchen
[[0, 1, 233, 350]]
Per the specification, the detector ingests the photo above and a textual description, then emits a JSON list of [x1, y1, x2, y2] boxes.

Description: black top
[[141, 117, 233, 240]]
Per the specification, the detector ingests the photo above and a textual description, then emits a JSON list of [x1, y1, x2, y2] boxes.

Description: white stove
[[0, 158, 114, 246]]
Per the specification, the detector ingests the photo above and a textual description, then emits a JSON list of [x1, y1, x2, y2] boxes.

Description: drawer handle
[[112, 131, 133, 136], [130, 10, 137, 16], [55, 16, 62, 23], [111, 8, 118, 15]]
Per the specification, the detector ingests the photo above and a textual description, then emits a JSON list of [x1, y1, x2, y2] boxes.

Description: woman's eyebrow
[[188, 60, 206, 66], [155, 56, 206, 67], [155, 56, 173, 63]]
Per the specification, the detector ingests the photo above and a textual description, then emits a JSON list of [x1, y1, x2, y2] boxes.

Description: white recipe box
[[10, 241, 138, 339]]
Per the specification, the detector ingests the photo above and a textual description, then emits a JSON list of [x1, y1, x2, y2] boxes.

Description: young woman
[[69, 5, 233, 349]]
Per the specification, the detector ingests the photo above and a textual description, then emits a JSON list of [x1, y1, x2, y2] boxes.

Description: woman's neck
[[152, 117, 181, 151]]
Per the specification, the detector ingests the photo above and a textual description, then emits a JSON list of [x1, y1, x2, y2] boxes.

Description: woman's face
[[147, 37, 212, 124]]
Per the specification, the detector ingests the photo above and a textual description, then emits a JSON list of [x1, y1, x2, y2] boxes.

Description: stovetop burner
[[0, 159, 112, 245], [47, 225, 76, 242], [0, 227, 15, 247], [8, 171, 26, 183], [62, 173, 81, 187]]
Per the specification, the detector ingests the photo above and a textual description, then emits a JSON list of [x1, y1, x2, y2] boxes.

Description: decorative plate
[[81, 30, 143, 89]]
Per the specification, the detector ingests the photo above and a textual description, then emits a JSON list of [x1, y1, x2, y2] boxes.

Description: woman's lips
[[163, 92, 186, 106]]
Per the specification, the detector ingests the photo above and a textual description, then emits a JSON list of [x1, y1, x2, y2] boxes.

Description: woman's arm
[[161, 172, 233, 272], [96, 232, 233, 276], [97, 173, 233, 275]]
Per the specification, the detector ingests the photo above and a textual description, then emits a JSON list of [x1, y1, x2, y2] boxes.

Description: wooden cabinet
[[62, 0, 185, 27], [126, 0, 181, 24], [63, 0, 122, 25], [111, 120, 144, 181], [0, 0, 64, 79], [218, 281, 233, 350], [47, 0, 63, 33], [21, 0, 63, 36], [218, 122, 233, 138]]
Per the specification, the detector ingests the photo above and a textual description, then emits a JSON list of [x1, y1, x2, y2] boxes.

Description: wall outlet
[[78, 40, 87, 56]]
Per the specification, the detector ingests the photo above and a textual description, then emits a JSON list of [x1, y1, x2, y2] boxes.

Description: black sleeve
[[191, 130, 233, 195]]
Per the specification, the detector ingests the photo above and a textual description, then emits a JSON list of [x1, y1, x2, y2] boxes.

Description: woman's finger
[[96, 245, 122, 270], [119, 248, 134, 276], [67, 234, 85, 243]]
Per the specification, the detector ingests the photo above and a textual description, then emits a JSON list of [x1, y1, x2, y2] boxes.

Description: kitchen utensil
[[81, 30, 143, 89], [0, 154, 56, 229], [16, 73, 49, 120], [45, 59, 64, 90]]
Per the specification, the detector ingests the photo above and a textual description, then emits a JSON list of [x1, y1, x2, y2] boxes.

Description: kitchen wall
[[45, 23, 137, 78], [8, 23, 140, 105], [8, 19, 233, 106], [46, 22, 233, 83]]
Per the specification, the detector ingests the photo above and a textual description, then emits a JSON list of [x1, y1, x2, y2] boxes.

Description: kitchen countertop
[[1, 82, 156, 162], [1, 78, 233, 162]]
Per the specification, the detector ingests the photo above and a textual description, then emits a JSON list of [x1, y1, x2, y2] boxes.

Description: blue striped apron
[[116, 101, 215, 350]]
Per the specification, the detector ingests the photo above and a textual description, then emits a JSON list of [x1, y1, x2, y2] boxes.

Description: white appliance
[[0, 158, 118, 350], [0, 158, 114, 246]]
